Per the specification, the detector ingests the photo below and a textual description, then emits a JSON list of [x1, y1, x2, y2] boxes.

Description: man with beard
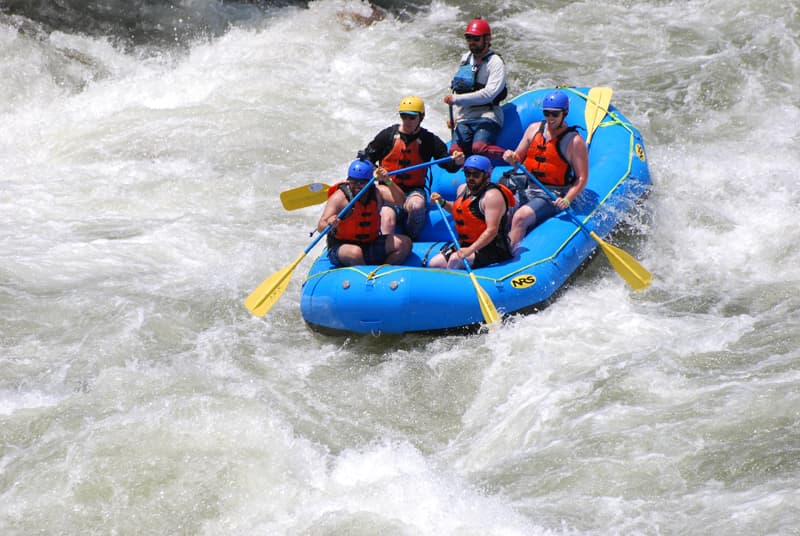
[[444, 18, 508, 162], [429, 155, 514, 270], [318, 159, 411, 267]]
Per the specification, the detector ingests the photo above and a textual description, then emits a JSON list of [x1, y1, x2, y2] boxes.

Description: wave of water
[[2, 0, 799, 534]]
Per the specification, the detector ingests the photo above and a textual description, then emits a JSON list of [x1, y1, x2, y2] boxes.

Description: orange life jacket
[[523, 123, 578, 187], [380, 129, 426, 190], [326, 183, 380, 245], [452, 182, 515, 246]]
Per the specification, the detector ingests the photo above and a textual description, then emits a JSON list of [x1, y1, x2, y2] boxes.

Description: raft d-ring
[[365, 264, 390, 280]]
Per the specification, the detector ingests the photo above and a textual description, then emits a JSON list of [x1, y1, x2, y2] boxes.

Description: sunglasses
[[399, 113, 418, 120], [464, 169, 484, 178], [464, 35, 483, 42], [543, 110, 563, 117]]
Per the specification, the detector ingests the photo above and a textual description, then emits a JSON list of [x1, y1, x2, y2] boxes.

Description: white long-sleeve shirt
[[450, 50, 507, 127]]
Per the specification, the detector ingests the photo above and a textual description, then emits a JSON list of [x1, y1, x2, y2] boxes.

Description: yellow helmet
[[398, 95, 425, 116]]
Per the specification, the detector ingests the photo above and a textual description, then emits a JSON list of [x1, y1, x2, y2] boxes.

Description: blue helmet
[[347, 159, 374, 181], [542, 90, 569, 113], [463, 154, 492, 176]]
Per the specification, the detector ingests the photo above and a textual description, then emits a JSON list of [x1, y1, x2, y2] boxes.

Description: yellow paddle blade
[[590, 232, 652, 291], [244, 253, 306, 317], [280, 182, 330, 211], [585, 87, 612, 145], [469, 272, 501, 326]]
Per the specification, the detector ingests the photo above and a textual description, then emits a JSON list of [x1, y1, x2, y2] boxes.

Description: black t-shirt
[[363, 125, 462, 174]]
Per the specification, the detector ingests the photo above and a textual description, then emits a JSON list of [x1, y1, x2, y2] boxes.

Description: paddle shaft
[[244, 173, 381, 316], [514, 164, 595, 235], [436, 202, 474, 273], [515, 164, 652, 290], [280, 156, 454, 211], [309, 174, 380, 253], [387, 155, 453, 178], [435, 202, 500, 325], [308, 156, 450, 254], [449, 104, 455, 139]]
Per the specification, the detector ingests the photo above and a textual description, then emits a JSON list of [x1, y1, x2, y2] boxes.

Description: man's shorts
[[327, 236, 389, 267]]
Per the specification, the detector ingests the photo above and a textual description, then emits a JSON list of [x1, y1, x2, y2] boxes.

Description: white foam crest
[[2, 2, 799, 534], [649, 109, 800, 298], [206, 438, 549, 535], [0, 372, 333, 534], [444, 283, 758, 475], [0, 389, 62, 416]]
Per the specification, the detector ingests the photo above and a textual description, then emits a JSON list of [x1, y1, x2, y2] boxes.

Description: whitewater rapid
[[2, 1, 799, 534]]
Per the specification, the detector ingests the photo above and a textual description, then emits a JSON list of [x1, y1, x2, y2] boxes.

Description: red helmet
[[464, 18, 491, 37]]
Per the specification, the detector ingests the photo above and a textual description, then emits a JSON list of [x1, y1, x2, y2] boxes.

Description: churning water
[[1, 1, 799, 534]]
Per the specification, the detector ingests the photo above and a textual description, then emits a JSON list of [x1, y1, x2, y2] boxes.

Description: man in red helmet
[[444, 18, 508, 164]]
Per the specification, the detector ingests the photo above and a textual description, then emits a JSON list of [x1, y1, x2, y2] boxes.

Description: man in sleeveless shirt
[[502, 90, 589, 250]]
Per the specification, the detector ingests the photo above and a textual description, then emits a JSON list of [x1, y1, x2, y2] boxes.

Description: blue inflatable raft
[[300, 87, 651, 334]]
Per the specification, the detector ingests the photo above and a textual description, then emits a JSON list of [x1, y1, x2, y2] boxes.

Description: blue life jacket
[[450, 52, 507, 105]]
